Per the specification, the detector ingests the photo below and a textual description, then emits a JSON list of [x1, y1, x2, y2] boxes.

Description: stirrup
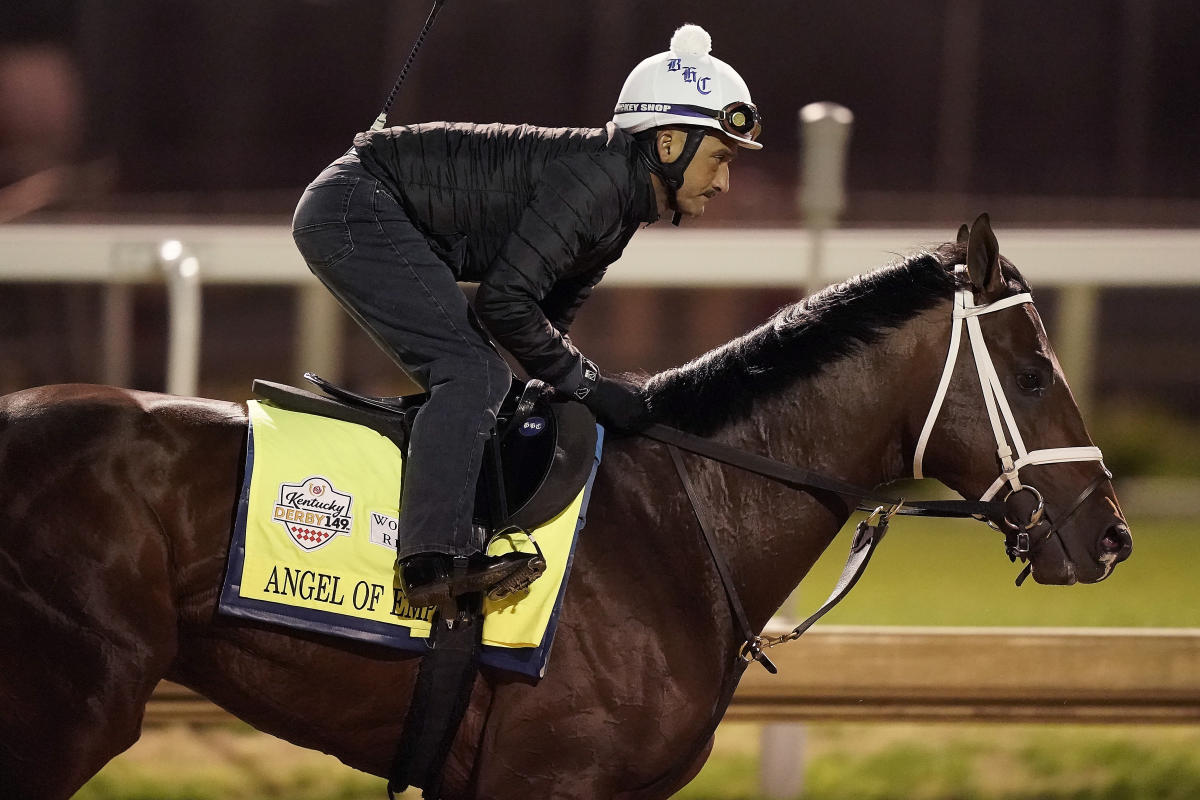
[[482, 525, 547, 601], [485, 554, 547, 601]]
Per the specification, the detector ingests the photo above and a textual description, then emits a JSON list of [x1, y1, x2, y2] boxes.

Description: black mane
[[644, 242, 1010, 436]]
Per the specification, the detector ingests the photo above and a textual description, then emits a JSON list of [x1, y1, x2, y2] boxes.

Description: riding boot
[[400, 551, 546, 608]]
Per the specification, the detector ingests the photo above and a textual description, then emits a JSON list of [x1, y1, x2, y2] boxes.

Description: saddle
[[251, 373, 598, 535], [251, 373, 600, 798]]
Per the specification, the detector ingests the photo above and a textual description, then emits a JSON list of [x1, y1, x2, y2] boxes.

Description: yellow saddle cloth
[[218, 401, 602, 678]]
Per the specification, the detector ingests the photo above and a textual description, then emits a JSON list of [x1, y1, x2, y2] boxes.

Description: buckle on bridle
[[866, 500, 905, 527], [738, 636, 778, 673], [1002, 485, 1048, 562]]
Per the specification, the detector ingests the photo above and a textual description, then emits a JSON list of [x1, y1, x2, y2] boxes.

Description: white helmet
[[613, 24, 762, 150]]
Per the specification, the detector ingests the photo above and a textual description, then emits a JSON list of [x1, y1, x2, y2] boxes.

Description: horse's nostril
[[1100, 522, 1133, 563]]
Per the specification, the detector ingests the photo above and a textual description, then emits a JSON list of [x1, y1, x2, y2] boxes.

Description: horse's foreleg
[[616, 736, 715, 800]]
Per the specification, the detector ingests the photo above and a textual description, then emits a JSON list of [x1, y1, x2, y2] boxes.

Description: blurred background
[[3, 1, 1198, 798], [3, 0, 1199, 410]]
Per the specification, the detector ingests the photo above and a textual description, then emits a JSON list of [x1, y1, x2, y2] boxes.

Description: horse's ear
[[956, 224, 970, 244], [965, 213, 1004, 297]]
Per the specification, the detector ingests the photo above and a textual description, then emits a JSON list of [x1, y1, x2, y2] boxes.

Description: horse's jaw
[[1029, 538, 1079, 585]]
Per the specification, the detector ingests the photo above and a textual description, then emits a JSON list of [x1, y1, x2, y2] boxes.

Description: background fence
[[144, 626, 1200, 727], [2, 224, 1197, 412]]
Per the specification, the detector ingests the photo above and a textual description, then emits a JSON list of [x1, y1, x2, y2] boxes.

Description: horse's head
[[913, 214, 1132, 585]]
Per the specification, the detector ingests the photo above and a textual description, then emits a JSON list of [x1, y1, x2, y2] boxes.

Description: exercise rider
[[291, 24, 761, 609]]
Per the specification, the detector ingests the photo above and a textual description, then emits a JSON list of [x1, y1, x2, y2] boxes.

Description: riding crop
[[369, 0, 450, 132]]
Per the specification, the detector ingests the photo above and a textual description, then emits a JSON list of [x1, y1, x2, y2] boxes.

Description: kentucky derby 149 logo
[[273, 476, 354, 552]]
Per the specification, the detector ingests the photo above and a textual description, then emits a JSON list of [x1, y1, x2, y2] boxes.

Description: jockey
[[291, 24, 761, 609]]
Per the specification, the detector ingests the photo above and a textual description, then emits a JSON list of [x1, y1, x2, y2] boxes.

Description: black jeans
[[292, 153, 510, 560]]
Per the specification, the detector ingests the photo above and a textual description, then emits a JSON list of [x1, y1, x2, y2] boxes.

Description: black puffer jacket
[[353, 121, 659, 391]]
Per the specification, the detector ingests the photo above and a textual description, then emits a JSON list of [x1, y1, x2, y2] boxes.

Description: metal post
[[295, 283, 343, 383], [101, 284, 133, 387], [760, 722, 807, 800], [798, 102, 854, 295], [1052, 285, 1099, 416], [159, 240, 202, 396]]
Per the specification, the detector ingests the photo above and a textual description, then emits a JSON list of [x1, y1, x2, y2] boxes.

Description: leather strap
[[387, 609, 481, 799], [782, 513, 890, 642], [667, 444, 777, 674], [645, 423, 1005, 521], [667, 439, 896, 669]]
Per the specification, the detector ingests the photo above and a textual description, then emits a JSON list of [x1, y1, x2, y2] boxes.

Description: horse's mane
[[644, 241, 1027, 436]]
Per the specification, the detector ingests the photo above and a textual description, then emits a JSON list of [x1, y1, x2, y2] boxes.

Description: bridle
[[912, 267, 1110, 575], [644, 264, 1117, 674]]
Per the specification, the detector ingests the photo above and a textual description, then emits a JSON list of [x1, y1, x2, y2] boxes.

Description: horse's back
[[0, 383, 247, 452], [0, 384, 247, 799]]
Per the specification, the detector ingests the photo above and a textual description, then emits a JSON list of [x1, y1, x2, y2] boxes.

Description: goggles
[[614, 100, 762, 143]]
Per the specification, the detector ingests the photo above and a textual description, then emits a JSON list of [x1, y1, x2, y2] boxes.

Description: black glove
[[575, 361, 650, 433]]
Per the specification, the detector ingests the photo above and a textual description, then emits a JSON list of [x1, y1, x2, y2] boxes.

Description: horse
[[0, 216, 1132, 799]]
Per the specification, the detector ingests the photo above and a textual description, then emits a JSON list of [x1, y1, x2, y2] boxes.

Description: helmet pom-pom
[[670, 24, 712, 58]]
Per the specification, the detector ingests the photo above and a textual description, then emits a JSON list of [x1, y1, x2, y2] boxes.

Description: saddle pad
[[218, 400, 603, 679]]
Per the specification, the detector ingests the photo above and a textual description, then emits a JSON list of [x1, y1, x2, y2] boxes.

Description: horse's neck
[[689, 305, 948, 630]]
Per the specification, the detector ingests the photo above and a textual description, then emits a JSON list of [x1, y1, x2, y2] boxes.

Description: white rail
[[0, 225, 1196, 398], [1, 224, 1197, 285]]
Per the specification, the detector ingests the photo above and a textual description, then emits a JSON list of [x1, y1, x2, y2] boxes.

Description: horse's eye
[[1016, 370, 1045, 394]]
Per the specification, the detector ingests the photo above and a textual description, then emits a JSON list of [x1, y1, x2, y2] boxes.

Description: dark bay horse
[[0, 217, 1131, 799]]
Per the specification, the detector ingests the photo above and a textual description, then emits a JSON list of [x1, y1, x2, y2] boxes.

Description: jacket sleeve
[[538, 269, 605, 336], [475, 156, 625, 392]]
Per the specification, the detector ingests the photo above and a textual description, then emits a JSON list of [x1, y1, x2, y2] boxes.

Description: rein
[[645, 423, 1006, 520], [642, 268, 1110, 672]]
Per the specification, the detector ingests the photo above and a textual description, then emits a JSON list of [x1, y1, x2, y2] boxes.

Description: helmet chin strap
[[635, 128, 708, 226]]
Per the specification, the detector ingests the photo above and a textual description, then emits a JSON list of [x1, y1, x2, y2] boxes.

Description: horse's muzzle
[[1099, 522, 1133, 563]]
